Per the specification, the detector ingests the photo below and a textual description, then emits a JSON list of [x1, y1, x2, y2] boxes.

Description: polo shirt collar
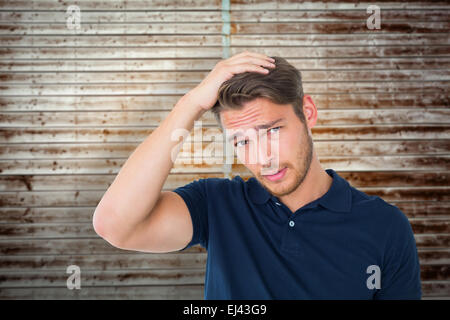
[[247, 168, 352, 213]]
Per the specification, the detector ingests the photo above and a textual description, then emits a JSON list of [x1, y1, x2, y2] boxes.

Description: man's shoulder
[[348, 183, 409, 226]]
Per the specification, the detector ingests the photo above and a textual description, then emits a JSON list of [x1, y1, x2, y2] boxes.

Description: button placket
[[272, 198, 307, 255]]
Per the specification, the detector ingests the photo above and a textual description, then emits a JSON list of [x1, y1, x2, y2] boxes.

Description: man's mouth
[[262, 167, 287, 182]]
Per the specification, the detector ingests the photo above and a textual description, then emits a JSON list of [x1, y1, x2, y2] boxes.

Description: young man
[[93, 51, 422, 299]]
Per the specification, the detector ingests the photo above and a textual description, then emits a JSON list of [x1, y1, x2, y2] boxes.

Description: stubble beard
[[255, 125, 314, 198]]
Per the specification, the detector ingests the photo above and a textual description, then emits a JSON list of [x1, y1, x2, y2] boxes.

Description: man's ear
[[302, 95, 318, 128]]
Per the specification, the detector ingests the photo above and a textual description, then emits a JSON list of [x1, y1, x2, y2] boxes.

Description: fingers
[[225, 51, 276, 75], [217, 51, 276, 77], [230, 63, 274, 75], [234, 50, 274, 62], [227, 56, 276, 69]]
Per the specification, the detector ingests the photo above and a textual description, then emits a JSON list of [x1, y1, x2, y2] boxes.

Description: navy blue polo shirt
[[172, 168, 422, 299]]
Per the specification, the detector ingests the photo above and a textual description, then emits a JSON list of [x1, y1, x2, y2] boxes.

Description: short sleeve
[[374, 206, 422, 300], [172, 178, 209, 251]]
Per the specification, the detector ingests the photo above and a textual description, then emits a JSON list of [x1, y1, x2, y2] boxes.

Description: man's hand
[[184, 51, 276, 111]]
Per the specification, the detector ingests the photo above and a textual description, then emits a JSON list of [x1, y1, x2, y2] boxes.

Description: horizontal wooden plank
[[0, 47, 222, 59], [234, 10, 450, 22], [1, 0, 449, 11], [1, 58, 449, 73], [1, 126, 448, 144], [0, 207, 99, 224], [0, 173, 225, 191], [0, 253, 207, 271], [410, 219, 450, 234], [417, 250, 450, 265], [0, 156, 449, 175], [0, 223, 98, 239], [1, 109, 448, 127], [2, 10, 449, 24], [0, 250, 446, 272], [2, 22, 450, 35], [0, 268, 205, 287], [0, 110, 217, 127], [421, 281, 450, 297], [0, 23, 224, 35], [0, 285, 204, 299], [2, 34, 450, 47], [1, 46, 449, 60], [0, 93, 448, 112], [0, 159, 226, 175], [0, 35, 223, 47], [356, 187, 450, 202], [0, 218, 448, 239], [0, 239, 205, 255], [338, 171, 450, 187], [393, 202, 450, 219], [1, 0, 219, 10], [1, 82, 449, 95], [231, 1, 450, 10], [1, 141, 448, 161], [230, 22, 450, 34], [1, 70, 449, 84], [415, 234, 450, 248], [231, 34, 450, 47], [0, 11, 222, 24]]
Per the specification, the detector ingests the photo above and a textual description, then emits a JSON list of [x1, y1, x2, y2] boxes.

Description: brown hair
[[211, 56, 305, 128]]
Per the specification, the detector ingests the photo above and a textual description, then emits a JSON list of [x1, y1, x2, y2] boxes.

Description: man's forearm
[[93, 93, 206, 242]]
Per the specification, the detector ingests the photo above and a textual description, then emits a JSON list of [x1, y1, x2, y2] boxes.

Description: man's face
[[221, 97, 314, 198]]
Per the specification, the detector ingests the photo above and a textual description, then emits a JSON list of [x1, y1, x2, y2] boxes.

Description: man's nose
[[257, 136, 278, 168]]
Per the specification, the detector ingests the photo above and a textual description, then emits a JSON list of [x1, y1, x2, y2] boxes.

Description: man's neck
[[279, 154, 333, 213]]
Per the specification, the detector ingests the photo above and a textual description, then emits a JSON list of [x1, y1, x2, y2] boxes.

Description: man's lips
[[262, 167, 287, 181]]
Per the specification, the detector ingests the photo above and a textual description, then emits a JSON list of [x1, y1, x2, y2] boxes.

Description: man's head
[[211, 56, 305, 129], [211, 56, 319, 198]]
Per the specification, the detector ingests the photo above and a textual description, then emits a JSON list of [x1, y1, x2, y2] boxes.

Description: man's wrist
[[174, 93, 207, 120]]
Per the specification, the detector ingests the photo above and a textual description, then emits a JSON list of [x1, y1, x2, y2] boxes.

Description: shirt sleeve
[[172, 178, 209, 251], [374, 206, 422, 300]]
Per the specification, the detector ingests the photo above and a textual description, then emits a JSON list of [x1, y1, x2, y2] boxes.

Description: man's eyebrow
[[226, 118, 284, 142]]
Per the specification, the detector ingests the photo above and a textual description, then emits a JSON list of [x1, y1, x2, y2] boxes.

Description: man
[[93, 51, 422, 299]]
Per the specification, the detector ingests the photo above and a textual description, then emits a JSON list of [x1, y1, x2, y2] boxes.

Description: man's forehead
[[221, 104, 262, 128]]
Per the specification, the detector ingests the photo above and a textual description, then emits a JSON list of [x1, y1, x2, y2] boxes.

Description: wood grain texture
[[0, 0, 449, 299]]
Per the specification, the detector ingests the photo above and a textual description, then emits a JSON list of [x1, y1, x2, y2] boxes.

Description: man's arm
[[92, 51, 276, 252], [375, 206, 422, 299], [92, 94, 205, 252]]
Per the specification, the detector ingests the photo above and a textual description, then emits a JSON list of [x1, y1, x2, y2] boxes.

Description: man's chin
[[256, 174, 294, 197]]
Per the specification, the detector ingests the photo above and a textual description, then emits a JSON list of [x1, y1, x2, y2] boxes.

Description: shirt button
[[275, 202, 282, 206], [289, 220, 295, 227]]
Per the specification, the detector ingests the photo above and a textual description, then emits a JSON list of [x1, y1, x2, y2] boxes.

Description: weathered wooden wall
[[0, 0, 449, 299]]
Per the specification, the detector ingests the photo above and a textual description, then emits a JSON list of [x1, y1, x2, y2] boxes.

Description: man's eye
[[268, 126, 281, 134], [234, 139, 248, 147]]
